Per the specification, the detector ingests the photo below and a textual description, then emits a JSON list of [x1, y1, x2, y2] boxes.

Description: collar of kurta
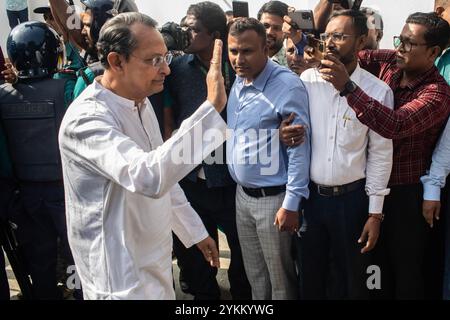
[[94, 79, 148, 111]]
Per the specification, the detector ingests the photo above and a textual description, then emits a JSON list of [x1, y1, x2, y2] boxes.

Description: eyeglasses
[[320, 32, 354, 43], [131, 52, 173, 67], [393, 36, 428, 53]]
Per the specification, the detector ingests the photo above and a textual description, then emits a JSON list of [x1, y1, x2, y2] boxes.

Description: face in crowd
[[81, 10, 95, 51], [394, 23, 440, 73], [285, 38, 309, 75], [183, 14, 216, 55], [364, 14, 383, 50], [322, 15, 366, 66], [228, 28, 268, 82], [259, 12, 285, 57]]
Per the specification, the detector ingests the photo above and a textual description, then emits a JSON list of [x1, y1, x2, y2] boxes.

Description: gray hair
[[97, 12, 158, 68]]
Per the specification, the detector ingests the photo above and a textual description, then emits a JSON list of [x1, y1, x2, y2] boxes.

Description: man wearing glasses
[[291, 10, 394, 300], [58, 12, 228, 299], [287, 11, 450, 299]]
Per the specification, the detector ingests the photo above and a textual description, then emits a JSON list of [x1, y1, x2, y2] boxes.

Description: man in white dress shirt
[[58, 12, 228, 300], [293, 10, 394, 299]]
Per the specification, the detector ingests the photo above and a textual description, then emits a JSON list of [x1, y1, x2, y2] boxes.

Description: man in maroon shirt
[[284, 12, 450, 299]]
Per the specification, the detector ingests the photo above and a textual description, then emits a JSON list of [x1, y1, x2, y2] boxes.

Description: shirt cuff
[[423, 184, 441, 201], [282, 192, 302, 212], [369, 195, 385, 214]]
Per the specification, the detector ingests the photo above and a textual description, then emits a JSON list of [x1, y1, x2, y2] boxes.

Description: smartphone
[[232, 1, 249, 18], [288, 10, 315, 32]]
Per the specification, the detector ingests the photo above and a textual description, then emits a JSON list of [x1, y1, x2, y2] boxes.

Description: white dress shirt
[[58, 80, 227, 299], [300, 65, 394, 213]]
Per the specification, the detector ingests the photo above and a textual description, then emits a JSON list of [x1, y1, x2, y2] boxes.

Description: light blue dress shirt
[[227, 59, 311, 211], [421, 119, 450, 200]]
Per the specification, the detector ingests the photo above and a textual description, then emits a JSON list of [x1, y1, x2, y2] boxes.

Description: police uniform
[[0, 21, 74, 299]]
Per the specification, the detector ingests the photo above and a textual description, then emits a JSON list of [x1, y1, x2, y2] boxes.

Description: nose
[[160, 60, 171, 76], [236, 52, 244, 65]]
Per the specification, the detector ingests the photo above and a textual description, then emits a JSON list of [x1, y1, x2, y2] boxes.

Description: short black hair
[[187, 1, 227, 40], [329, 9, 369, 36], [229, 17, 267, 46], [406, 12, 450, 52], [257, 1, 288, 20]]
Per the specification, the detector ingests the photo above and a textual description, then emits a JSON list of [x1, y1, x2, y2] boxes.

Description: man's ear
[[436, 6, 445, 17], [429, 45, 442, 61], [376, 30, 383, 42], [106, 52, 124, 72], [356, 34, 367, 51]]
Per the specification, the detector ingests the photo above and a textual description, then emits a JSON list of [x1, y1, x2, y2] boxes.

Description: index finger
[[211, 39, 223, 66]]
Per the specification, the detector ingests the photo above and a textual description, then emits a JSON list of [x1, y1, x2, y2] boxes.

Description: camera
[[160, 22, 191, 51]]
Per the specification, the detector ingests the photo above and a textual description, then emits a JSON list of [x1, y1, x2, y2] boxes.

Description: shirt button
[[332, 115, 336, 119], [330, 136, 334, 140], [328, 158, 331, 162]]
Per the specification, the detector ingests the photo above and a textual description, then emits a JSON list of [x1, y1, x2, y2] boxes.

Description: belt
[[311, 179, 365, 197], [242, 185, 286, 198]]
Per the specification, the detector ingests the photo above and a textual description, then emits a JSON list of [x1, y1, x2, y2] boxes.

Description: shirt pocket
[[336, 109, 368, 151]]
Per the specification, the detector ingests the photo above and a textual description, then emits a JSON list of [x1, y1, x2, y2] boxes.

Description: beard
[[267, 35, 283, 53]]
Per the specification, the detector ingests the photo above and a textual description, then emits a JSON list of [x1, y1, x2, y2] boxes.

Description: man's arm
[[422, 120, 450, 200], [365, 88, 395, 214], [421, 119, 450, 227], [49, 0, 86, 51], [347, 83, 450, 139], [274, 85, 311, 232], [314, 0, 334, 33], [169, 184, 219, 267]]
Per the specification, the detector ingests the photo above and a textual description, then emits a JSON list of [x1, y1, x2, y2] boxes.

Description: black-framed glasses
[[393, 36, 428, 52], [320, 32, 354, 43], [131, 52, 173, 67]]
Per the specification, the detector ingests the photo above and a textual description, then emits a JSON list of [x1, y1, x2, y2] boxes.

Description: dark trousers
[[173, 179, 251, 300], [424, 178, 449, 300], [372, 184, 429, 299], [6, 9, 28, 29], [13, 182, 73, 300], [295, 183, 371, 300]]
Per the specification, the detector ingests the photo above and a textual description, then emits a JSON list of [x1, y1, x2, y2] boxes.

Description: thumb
[[358, 227, 368, 245], [283, 112, 296, 125]]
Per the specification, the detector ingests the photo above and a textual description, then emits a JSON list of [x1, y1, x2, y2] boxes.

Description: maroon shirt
[[348, 49, 450, 186]]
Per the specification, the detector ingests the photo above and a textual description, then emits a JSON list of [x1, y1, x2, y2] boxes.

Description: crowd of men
[[0, 0, 450, 300]]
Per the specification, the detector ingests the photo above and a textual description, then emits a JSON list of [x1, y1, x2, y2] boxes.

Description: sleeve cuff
[[282, 193, 302, 212], [369, 195, 385, 214], [423, 184, 441, 201]]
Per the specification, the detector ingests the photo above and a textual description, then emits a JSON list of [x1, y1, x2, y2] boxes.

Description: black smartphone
[[288, 10, 315, 32], [232, 1, 249, 18]]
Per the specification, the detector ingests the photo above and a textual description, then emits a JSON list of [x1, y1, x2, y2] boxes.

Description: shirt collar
[[238, 58, 274, 92], [349, 63, 363, 84], [94, 79, 147, 111], [404, 66, 437, 90]]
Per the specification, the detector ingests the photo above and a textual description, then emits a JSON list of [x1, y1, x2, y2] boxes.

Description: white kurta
[[58, 80, 227, 299]]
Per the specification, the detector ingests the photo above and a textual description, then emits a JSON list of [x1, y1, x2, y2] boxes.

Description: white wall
[[0, 0, 434, 58]]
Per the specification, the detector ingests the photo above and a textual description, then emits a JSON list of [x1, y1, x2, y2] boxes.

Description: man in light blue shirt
[[6, 0, 28, 29], [421, 119, 450, 299], [226, 18, 310, 300]]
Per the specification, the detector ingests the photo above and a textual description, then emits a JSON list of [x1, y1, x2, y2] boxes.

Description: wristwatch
[[368, 213, 384, 222], [339, 80, 357, 97]]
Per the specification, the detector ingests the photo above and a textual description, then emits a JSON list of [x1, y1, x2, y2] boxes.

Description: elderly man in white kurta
[[58, 13, 228, 299]]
